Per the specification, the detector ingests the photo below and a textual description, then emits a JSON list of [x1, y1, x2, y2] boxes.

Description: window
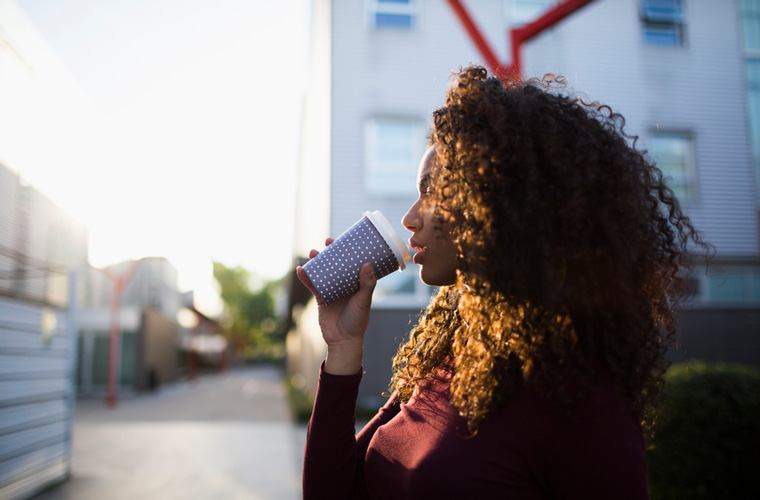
[[373, 262, 437, 308], [648, 131, 697, 204], [640, 0, 685, 46], [365, 117, 426, 196], [366, 0, 418, 30], [706, 268, 760, 304], [683, 265, 760, 305], [739, 0, 760, 205], [503, 0, 558, 28]]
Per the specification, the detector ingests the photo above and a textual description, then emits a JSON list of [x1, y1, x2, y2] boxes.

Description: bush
[[283, 375, 379, 425], [284, 374, 313, 423], [646, 360, 760, 500]]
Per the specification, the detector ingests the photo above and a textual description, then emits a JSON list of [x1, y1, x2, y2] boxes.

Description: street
[[35, 364, 308, 500]]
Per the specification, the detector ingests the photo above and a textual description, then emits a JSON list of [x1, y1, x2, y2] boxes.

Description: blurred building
[[83, 256, 182, 319], [0, 1, 90, 496], [286, 0, 760, 410], [178, 290, 228, 371], [76, 257, 186, 396]]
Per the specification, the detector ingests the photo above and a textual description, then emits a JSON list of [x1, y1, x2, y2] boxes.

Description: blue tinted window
[[374, 12, 413, 29], [369, 0, 415, 30], [708, 275, 745, 302], [640, 0, 683, 46], [644, 25, 681, 45], [705, 270, 760, 303], [751, 274, 760, 300], [740, 0, 760, 51], [740, 1, 760, 204], [641, 0, 682, 22]]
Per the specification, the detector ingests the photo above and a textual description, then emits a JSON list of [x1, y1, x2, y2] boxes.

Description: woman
[[296, 65, 713, 499]]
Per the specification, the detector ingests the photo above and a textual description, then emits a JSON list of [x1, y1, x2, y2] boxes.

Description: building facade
[[76, 257, 186, 395], [287, 0, 760, 410], [0, 1, 90, 496]]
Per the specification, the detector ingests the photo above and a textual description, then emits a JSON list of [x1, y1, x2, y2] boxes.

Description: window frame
[[365, 0, 420, 31], [364, 115, 427, 198], [639, 0, 686, 47], [647, 128, 699, 206]]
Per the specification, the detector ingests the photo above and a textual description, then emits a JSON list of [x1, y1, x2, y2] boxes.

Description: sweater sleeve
[[302, 359, 401, 500]]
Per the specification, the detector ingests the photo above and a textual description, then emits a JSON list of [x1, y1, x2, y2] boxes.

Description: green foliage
[[243, 343, 286, 364], [646, 360, 760, 500], [282, 374, 378, 425], [212, 261, 285, 356]]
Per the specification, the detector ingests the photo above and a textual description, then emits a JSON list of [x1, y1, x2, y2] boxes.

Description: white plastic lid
[[363, 210, 410, 271]]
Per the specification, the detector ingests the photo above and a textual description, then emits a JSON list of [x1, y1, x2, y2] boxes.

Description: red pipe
[[445, 0, 508, 79], [446, 0, 594, 80], [510, 0, 593, 77], [103, 260, 140, 408]]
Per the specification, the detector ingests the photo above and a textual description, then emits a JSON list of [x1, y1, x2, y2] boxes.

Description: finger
[[296, 265, 324, 305], [326, 237, 334, 245], [351, 262, 376, 311], [309, 249, 318, 258]]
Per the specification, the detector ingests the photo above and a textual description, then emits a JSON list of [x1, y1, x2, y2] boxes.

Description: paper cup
[[302, 210, 411, 305]]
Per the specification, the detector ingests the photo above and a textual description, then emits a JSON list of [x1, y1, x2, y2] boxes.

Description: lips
[[409, 238, 427, 254]]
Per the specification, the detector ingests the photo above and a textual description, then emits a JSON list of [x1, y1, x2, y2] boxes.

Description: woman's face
[[402, 146, 458, 286]]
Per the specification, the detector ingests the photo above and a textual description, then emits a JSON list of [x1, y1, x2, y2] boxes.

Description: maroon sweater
[[303, 359, 650, 499]]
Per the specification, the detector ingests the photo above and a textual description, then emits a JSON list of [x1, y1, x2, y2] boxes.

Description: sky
[[17, 0, 309, 316]]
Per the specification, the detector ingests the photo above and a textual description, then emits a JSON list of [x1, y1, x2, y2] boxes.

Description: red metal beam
[[445, 0, 508, 79], [510, 0, 593, 78], [446, 0, 595, 80], [102, 259, 140, 408]]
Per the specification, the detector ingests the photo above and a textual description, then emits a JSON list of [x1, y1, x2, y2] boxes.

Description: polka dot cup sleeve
[[301, 210, 411, 305]]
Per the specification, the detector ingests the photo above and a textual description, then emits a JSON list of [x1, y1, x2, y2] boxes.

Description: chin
[[418, 264, 443, 287], [419, 263, 456, 287]]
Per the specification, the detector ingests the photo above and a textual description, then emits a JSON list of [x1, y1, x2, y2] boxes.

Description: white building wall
[[293, 0, 333, 259], [522, 0, 759, 257], [0, 1, 89, 495], [330, 0, 509, 241]]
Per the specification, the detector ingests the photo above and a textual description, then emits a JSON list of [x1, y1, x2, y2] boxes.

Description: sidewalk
[[36, 364, 301, 500]]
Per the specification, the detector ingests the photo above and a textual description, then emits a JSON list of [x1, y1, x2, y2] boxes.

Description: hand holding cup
[[295, 210, 411, 374], [296, 237, 378, 351]]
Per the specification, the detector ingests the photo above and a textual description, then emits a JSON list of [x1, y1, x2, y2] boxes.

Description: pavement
[[35, 364, 312, 500]]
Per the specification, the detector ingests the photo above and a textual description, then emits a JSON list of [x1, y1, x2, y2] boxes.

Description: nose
[[402, 200, 422, 234]]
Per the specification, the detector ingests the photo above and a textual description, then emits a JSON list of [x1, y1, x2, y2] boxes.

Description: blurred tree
[[212, 262, 285, 360]]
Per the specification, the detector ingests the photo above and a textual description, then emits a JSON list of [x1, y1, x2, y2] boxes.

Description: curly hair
[[385, 65, 715, 442]]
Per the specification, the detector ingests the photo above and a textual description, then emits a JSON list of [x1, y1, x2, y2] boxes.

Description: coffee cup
[[301, 210, 411, 305]]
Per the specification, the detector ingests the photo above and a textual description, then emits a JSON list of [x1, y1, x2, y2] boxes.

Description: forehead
[[418, 146, 437, 177]]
